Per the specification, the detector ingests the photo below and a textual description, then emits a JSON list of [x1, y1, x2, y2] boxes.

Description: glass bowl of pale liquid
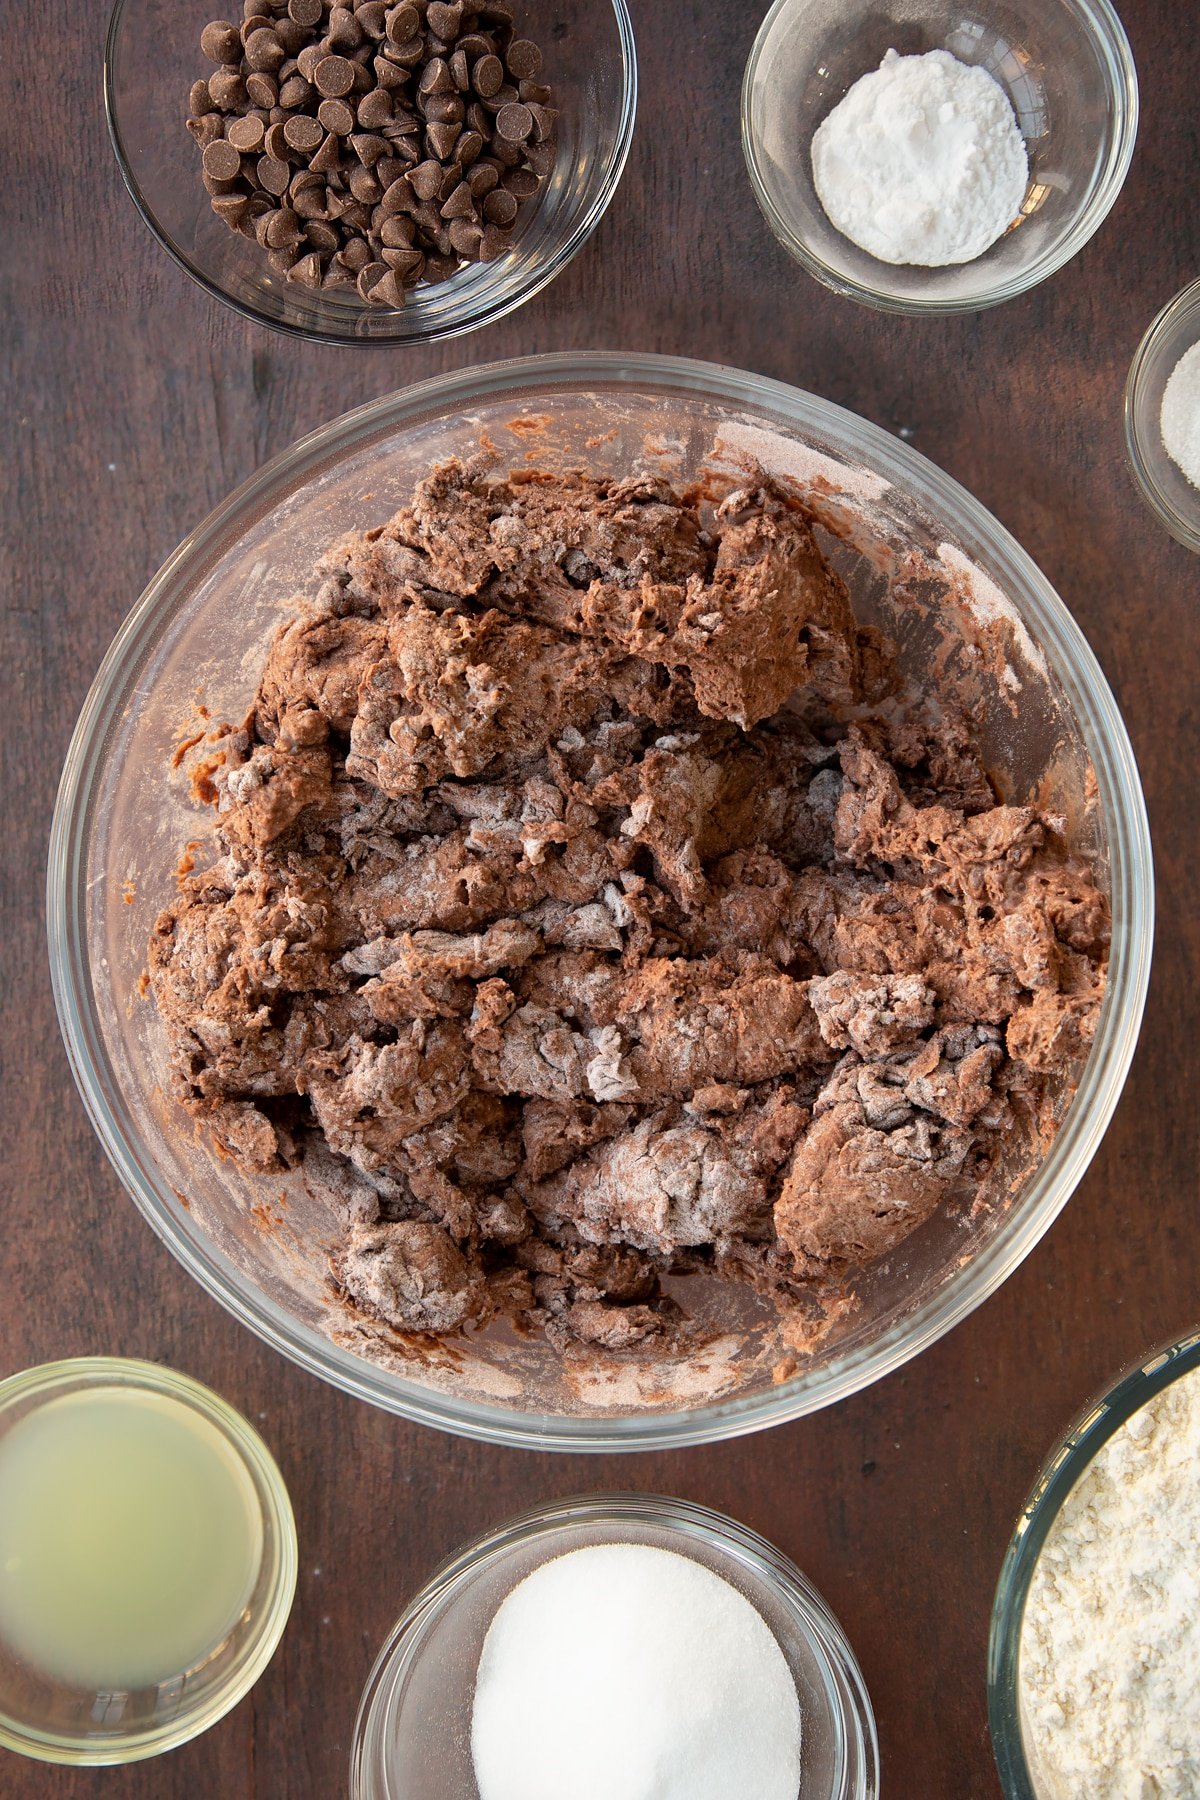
[[0, 1357, 296, 1765]]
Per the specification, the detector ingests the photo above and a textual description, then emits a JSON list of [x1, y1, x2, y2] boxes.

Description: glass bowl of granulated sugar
[[741, 0, 1138, 313], [988, 1327, 1200, 1799], [351, 1494, 878, 1800], [1125, 277, 1200, 554]]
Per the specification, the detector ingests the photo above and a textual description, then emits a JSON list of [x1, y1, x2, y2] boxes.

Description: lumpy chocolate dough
[[149, 461, 1108, 1356]]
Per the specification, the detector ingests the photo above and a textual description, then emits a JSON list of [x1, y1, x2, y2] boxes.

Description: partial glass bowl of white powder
[[350, 1494, 878, 1800], [741, 0, 1137, 313], [1125, 277, 1200, 554], [988, 1327, 1200, 1799]]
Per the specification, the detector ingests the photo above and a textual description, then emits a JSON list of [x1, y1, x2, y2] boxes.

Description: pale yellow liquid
[[0, 1386, 263, 1691]]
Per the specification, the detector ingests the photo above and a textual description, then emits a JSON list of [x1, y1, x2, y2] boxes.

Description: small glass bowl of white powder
[[741, 0, 1137, 313], [989, 1328, 1200, 1798], [1125, 277, 1200, 554], [350, 1493, 878, 1800]]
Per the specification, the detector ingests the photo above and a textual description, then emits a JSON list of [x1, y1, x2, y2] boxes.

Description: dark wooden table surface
[[3, 1, 1197, 1793]]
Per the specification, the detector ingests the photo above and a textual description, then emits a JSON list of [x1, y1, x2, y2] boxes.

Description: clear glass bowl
[[46, 352, 1153, 1450], [1124, 276, 1200, 554], [741, 0, 1138, 314], [350, 1494, 878, 1800], [0, 1357, 296, 1766], [987, 1327, 1200, 1798], [104, 0, 636, 344]]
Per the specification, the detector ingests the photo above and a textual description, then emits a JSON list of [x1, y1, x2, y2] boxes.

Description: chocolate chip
[[278, 73, 314, 106], [482, 183, 516, 224], [446, 215, 482, 255], [295, 39, 325, 80], [504, 37, 540, 78], [245, 69, 279, 106], [338, 235, 372, 269], [207, 65, 246, 107], [356, 0, 387, 36], [287, 249, 324, 284], [257, 153, 292, 193], [293, 182, 330, 216], [305, 218, 341, 251], [525, 137, 556, 178], [454, 128, 483, 168], [378, 176, 412, 215], [314, 53, 355, 94], [384, 3, 419, 44], [187, 111, 224, 145], [274, 19, 308, 55], [264, 204, 304, 246], [356, 258, 390, 296], [494, 100, 531, 143], [347, 163, 382, 201], [385, 34, 424, 66], [471, 52, 502, 97], [382, 245, 424, 277], [210, 191, 250, 226], [407, 158, 442, 200], [439, 178, 474, 218], [517, 78, 551, 103], [309, 127, 344, 169], [267, 244, 299, 272], [477, 220, 510, 259], [244, 25, 286, 68], [426, 1, 462, 40], [327, 6, 362, 47], [188, 77, 213, 112], [200, 19, 242, 62], [288, 0, 321, 22], [283, 111, 324, 149], [370, 267, 410, 306], [449, 47, 470, 90], [226, 112, 266, 150], [466, 159, 498, 197], [380, 212, 416, 244], [317, 96, 355, 132], [261, 118, 289, 159], [202, 136, 243, 181], [355, 85, 393, 127], [426, 120, 460, 160], [422, 250, 458, 281], [350, 129, 388, 163]]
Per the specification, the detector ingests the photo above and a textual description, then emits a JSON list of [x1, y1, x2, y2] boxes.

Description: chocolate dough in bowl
[[47, 354, 1152, 1450]]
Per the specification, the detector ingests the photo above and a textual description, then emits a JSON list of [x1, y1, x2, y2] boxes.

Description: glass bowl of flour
[[1125, 277, 1200, 554], [350, 1494, 878, 1800], [741, 0, 1138, 313], [988, 1327, 1200, 1798]]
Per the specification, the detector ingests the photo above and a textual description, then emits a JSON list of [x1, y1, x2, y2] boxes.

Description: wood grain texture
[[1, 1, 1197, 1794]]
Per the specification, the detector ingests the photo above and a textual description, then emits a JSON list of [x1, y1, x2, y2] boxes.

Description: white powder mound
[[1019, 1363, 1200, 1799], [1161, 339, 1200, 491], [470, 1543, 802, 1800], [811, 48, 1029, 267]]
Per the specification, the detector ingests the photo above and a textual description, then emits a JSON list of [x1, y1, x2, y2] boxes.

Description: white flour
[[1019, 1362, 1200, 1798], [811, 49, 1028, 267], [1161, 339, 1200, 490]]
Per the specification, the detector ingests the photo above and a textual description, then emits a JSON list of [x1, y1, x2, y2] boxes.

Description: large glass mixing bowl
[[47, 354, 1153, 1450]]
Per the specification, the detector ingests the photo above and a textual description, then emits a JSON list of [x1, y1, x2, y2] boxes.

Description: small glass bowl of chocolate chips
[[105, 0, 636, 342]]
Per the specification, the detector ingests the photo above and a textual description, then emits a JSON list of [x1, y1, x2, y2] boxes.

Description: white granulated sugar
[[1019, 1363, 1200, 1799], [470, 1543, 802, 1800], [811, 49, 1029, 267], [1161, 339, 1200, 490]]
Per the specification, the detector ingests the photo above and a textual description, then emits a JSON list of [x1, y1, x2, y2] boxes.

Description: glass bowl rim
[[0, 1354, 298, 1766], [46, 349, 1154, 1453], [986, 1325, 1200, 1799], [739, 0, 1139, 317], [1123, 274, 1200, 554], [349, 1490, 879, 1800], [103, 0, 638, 347]]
